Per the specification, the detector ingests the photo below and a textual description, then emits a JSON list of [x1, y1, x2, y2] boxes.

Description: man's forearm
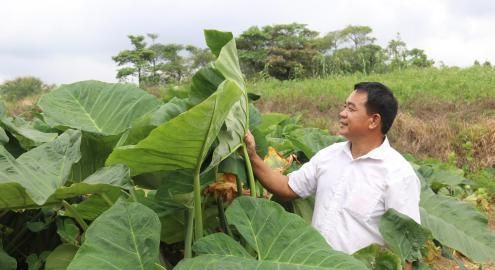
[[249, 153, 298, 201]]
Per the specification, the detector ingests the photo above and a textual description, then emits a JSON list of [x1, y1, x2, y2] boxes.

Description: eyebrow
[[345, 101, 357, 108]]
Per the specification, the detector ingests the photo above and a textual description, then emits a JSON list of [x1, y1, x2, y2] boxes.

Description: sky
[[1, 0, 495, 85]]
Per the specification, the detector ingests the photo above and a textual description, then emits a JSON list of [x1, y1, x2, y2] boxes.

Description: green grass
[[247, 66, 495, 105], [467, 168, 495, 195], [246, 66, 495, 191]]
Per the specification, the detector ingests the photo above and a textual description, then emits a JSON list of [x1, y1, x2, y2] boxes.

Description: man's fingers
[[244, 130, 256, 155], [244, 130, 254, 142]]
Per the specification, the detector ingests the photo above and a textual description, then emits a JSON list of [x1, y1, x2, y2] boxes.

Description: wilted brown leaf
[[263, 146, 296, 174]]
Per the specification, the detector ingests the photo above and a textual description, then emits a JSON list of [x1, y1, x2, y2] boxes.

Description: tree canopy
[[112, 34, 214, 87], [113, 24, 436, 84]]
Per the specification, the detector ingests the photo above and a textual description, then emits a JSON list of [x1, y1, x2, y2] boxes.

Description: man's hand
[[244, 130, 257, 159], [243, 130, 298, 201]]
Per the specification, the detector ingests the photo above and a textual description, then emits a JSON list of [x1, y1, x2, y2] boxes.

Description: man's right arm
[[245, 131, 299, 201]]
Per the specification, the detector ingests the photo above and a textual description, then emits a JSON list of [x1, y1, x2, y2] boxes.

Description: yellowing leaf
[[204, 173, 239, 203], [263, 147, 295, 174]]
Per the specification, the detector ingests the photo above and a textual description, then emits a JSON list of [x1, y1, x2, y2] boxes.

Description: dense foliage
[[0, 77, 53, 102], [0, 30, 493, 270], [113, 24, 435, 86], [113, 34, 215, 87]]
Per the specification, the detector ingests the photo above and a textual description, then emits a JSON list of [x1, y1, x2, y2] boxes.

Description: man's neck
[[349, 135, 385, 159]]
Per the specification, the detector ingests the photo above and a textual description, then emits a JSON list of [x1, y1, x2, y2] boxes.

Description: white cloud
[[1, 0, 495, 84], [0, 53, 116, 84]]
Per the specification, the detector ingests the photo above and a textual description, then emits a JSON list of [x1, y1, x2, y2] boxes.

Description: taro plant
[[105, 30, 258, 255], [0, 28, 494, 270], [175, 196, 369, 270]]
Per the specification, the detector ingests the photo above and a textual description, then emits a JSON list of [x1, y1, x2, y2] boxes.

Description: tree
[[236, 26, 270, 76], [237, 23, 320, 80], [0, 77, 51, 101], [339, 25, 376, 49], [151, 43, 188, 83], [313, 30, 341, 55], [112, 35, 156, 86], [268, 23, 319, 49], [385, 33, 435, 70], [327, 47, 356, 74], [407, 48, 434, 68], [319, 26, 385, 75], [113, 35, 215, 86], [185, 45, 215, 72], [356, 44, 387, 74], [386, 33, 408, 70]]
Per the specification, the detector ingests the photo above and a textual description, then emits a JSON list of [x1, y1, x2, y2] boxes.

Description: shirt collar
[[343, 136, 390, 161]]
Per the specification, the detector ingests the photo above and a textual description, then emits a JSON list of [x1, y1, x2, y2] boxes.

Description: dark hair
[[354, 82, 398, 134]]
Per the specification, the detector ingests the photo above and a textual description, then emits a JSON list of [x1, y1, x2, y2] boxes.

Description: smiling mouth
[[339, 121, 348, 127]]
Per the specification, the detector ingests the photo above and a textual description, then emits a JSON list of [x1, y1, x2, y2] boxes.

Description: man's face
[[338, 90, 374, 140]]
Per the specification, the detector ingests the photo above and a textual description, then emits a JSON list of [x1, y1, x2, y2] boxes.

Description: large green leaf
[[208, 33, 244, 89], [204, 29, 234, 57], [0, 126, 8, 145], [248, 103, 262, 130], [44, 244, 78, 270], [251, 127, 269, 158], [189, 67, 225, 105], [0, 130, 81, 207], [135, 190, 186, 218], [258, 112, 290, 134], [56, 218, 80, 246], [66, 199, 161, 270], [38, 80, 161, 135], [0, 105, 8, 145], [353, 244, 401, 270], [190, 30, 243, 106], [175, 197, 368, 270], [288, 128, 345, 159], [205, 95, 247, 170], [420, 188, 495, 263], [26, 252, 49, 270], [379, 209, 431, 264], [218, 153, 247, 185], [159, 210, 188, 244], [106, 80, 243, 176], [202, 30, 249, 170], [0, 163, 130, 209], [124, 97, 191, 145], [64, 189, 122, 221], [156, 169, 216, 202], [425, 169, 472, 195], [0, 116, 57, 150], [292, 196, 316, 224], [159, 206, 219, 245], [0, 247, 16, 270], [70, 132, 121, 181]]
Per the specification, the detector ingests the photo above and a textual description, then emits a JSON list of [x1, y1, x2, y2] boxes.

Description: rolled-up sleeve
[[385, 173, 421, 224], [287, 153, 320, 198]]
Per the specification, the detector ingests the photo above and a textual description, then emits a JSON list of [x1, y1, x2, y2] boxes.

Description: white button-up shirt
[[288, 137, 421, 254]]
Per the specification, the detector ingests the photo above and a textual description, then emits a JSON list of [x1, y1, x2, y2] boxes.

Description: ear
[[368, 113, 381, 130]]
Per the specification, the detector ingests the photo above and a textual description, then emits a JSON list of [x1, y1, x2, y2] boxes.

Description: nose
[[339, 108, 346, 119]]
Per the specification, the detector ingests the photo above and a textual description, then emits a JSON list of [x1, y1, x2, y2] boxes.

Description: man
[[244, 82, 420, 269]]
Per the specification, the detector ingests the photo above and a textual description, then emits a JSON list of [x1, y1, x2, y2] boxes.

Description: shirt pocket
[[343, 184, 382, 220]]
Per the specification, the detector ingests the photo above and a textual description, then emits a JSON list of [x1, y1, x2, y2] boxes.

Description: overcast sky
[[1, 0, 494, 84]]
